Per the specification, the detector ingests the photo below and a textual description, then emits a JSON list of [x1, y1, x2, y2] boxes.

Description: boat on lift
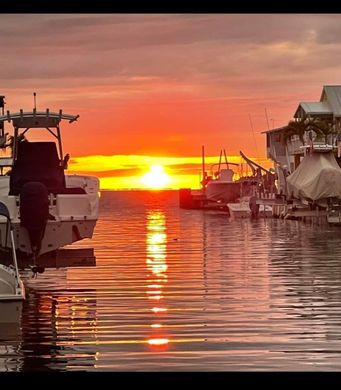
[[226, 151, 276, 218], [0, 95, 99, 272]]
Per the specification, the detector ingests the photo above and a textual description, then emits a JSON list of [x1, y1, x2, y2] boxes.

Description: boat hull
[[228, 202, 251, 219], [228, 202, 273, 219], [0, 174, 99, 257], [0, 219, 97, 256], [0, 264, 25, 301], [206, 182, 241, 203]]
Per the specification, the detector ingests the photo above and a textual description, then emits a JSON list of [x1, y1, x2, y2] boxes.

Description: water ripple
[[2, 190, 341, 371]]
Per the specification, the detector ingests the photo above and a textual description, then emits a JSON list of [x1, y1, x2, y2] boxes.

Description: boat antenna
[[217, 149, 223, 175], [264, 107, 270, 130], [223, 149, 229, 169], [0, 95, 5, 139], [33, 92, 37, 110], [201, 145, 206, 193], [249, 114, 260, 161], [0, 95, 4, 116]]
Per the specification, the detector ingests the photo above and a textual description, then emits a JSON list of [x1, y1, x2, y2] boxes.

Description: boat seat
[[9, 142, 66, 195], [58, 187, 86, 195]]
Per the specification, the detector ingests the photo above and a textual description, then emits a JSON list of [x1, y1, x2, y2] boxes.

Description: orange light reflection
[[148, 338, 169, 346], [146, 210, 170, 349]]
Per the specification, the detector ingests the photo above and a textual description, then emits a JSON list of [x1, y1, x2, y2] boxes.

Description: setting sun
[[140, 165, 171, 189]]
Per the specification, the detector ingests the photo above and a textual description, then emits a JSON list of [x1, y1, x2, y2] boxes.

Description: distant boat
[[227, 198, 272, 219], [0, 98, 100, 273], [220, 151, 277, 219], [205, 149, 240, 203], [227, 199, 251, 219], [206, 168, 241, 203]]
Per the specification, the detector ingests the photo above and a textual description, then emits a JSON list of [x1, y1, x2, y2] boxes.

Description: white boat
[[0, 201, 25, 301], [205, 149, 241, 203], [0, 264, 25, 301], [0, 103, 99, 272], [286, 150, 341, 206], [206, 168, 241, 203], [227, 200, 251, 219], [228, 198, 272, 219], [326, 203, 341, 225]]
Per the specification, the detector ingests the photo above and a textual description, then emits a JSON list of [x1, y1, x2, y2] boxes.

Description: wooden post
[[202, 145, 206, 195], [13, 127, 18, 160], [56, 124, 63, 161]]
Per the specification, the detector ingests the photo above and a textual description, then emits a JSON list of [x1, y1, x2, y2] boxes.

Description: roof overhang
[[261, 126, 288, 134]]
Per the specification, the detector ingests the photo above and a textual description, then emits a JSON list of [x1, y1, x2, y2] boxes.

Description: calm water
[[2, 190, 341, 371]]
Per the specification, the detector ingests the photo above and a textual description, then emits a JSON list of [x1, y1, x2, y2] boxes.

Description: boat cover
[[286, 151, 341, 201], [206, 181, 241, 202]]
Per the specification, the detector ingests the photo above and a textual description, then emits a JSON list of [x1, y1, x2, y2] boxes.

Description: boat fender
[[20, 181, 49, 256]]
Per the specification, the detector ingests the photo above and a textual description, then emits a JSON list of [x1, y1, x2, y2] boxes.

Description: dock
[[179, 188, 229, 211]]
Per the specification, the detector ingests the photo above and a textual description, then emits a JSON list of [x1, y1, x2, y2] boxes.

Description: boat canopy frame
[[0, 109, 79, 161], [210, 148, 239, 177]]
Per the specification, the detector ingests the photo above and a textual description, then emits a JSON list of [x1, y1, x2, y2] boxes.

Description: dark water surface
[[1, 190, 341, 371]]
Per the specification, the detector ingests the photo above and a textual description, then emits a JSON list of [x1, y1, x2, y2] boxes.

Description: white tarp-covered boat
[[206, 169, 241, 203], [286, 151, 341, 202]]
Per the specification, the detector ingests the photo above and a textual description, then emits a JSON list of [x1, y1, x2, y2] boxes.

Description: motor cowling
[[20, 181, 49, 256]]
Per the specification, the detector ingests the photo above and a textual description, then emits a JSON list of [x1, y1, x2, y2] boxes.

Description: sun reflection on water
[[145, 210, 169, 349]]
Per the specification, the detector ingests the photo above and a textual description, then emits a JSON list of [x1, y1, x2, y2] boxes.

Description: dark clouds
[[1, 14, 341, 157], [0, 14, 340, 96]]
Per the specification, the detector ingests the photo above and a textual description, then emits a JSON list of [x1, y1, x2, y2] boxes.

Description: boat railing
[[299, 143, 335, 153], [0, 202, 21, 289]]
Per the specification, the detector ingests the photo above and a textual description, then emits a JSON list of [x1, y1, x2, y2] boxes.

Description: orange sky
[[1, 14, 341, 189], [66, 154, 272, 189]]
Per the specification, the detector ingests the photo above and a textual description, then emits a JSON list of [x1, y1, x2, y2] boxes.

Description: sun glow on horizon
[[140, 165, 171, 189], [68, 153, 273, 190]]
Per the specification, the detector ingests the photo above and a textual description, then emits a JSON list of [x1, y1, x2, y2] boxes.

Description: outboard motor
[[20, 182, 49, 263]]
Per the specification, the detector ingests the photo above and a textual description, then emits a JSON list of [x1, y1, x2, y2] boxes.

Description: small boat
[[0, 95, 99, 272], [327, 206, 341, 225], [228, 197, 273, 219], [227, 200, 251, 219], [0, 201, 25, 301], [0, 264, 24, 301]]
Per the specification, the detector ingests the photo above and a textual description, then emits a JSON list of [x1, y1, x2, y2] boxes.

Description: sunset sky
[[1, 14, 341, 189]]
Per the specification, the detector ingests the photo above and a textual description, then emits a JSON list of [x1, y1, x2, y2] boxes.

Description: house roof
[[294, 101, 333, 118], [320, 85, 341, 117], [293, 85, 341, 119]]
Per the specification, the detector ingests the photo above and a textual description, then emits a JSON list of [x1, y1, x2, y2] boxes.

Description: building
[[263, 85, 341, 195]]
